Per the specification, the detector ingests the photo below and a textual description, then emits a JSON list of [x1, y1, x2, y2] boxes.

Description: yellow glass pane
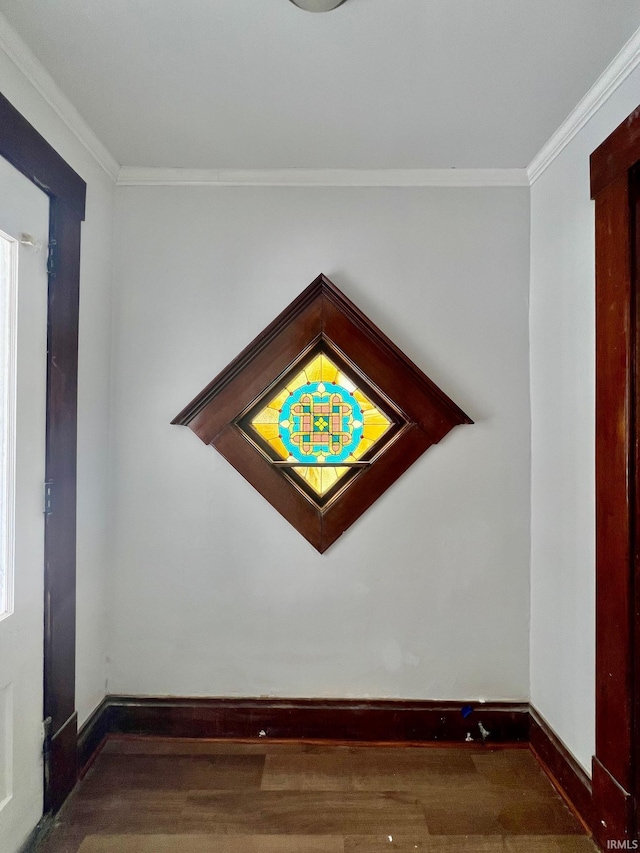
[[363, 422, 391, 442], [251, 406, 280, 425], [335, 370, 356, 392], [268, 389, 290, 411], [352, 437, 375, 460], [285, 369, 308, 394], [290, 463, 351, 496], [364, 408, 391, 426], [302, 353, 339, 384], [353, 389, 375, 411], [292, 467, 308, 484], [303, 354, 323, 383], [253, 422, 280, 441], [267, 436, 289, 460], [320, 355, 339, 383], [304, 466, 323, 495], [320, 466, 339, 492]]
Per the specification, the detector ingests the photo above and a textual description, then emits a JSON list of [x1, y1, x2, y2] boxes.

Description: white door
[[0, 155, 49, 852]]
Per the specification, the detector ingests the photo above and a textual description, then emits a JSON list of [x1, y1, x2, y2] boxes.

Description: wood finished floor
[[38, 738, 597, 853]]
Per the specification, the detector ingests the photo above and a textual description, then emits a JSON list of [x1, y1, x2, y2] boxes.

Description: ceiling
[[1, 0, 639, 170]]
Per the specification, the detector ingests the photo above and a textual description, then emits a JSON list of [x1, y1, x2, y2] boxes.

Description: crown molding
[[527, 24, 640, 185], [4, 0, 636, 192], [0, 12, 120, 182], [117, 166, 529, 188]]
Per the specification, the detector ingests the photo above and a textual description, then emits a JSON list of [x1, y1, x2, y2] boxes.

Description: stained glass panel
[[249, 352, 392, 496]]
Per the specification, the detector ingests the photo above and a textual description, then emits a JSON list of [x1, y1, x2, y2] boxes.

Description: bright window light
[[0, 232, 17, 620]]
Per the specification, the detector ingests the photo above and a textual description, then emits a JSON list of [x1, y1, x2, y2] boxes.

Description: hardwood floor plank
[[80, 754, 265, 792], [38, 827, 87, 853], [345, 836, 506, 851], [262, 752, 353, 791], [420, 804, 504, 836], [496, 801, 586, 835], [102, 738, 307, 756], [184, 790, 428, 834], [262, 747, 479, 791], [420, 791, 584, 836], [54, 789, 426, 836], [472, 749, 563, 796], [77, 834, 344, 852], [504, 838, 598, 852]]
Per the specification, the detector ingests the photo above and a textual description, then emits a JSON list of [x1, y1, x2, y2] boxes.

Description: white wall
[[108, 185, 531, 701], [529, 63, 640, 774], [0, 0, 638, 798], [0, 46, 115, 726]]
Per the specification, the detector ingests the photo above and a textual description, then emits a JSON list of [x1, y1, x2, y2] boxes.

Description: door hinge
[[44, 481, 53, 515], [46, 239, 58, 276], [42, 716, 53, 754]]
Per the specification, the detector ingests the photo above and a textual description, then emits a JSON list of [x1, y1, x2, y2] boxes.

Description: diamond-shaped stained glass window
[[172, 275, 472, 553]]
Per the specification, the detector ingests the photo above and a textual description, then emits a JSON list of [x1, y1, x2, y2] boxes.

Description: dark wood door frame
[[0, 91, 86, 813], [591, 104, 640, 847]]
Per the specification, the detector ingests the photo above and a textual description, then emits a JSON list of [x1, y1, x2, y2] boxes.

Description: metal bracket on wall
[[43, 481, 53, 515]]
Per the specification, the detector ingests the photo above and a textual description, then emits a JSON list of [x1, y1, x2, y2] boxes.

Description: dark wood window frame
[[173, 274, 472, 552], [0, 91, 86, 814], [591, 103, 640, 846]]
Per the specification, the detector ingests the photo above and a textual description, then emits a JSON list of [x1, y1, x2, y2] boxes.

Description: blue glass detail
[[280, 381, 363, 463]]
